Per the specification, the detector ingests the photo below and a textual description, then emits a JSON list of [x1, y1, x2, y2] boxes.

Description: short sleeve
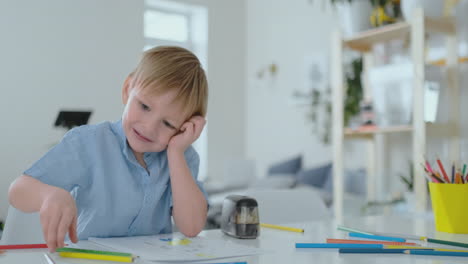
[[169, 146, 209, 208], [24, 127, 91, 191]]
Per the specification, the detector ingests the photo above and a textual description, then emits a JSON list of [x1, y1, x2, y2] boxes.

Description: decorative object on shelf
[[369, 0, 402, 27], [359, 99, 376, 126], [323, 0, 374, 37], [256, 63, 278, 79]]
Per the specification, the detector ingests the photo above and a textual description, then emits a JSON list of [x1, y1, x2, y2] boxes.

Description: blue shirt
[[25, 120, 207, 239]]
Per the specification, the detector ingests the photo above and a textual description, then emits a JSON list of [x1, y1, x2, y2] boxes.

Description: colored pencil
[[202, 263, 247, 264], [462, 164, 466, 183], [385, 245, 434, 249], [437, 158, 450, 182], [260, 223, 304, 233], [456, 171, 462, 184], [339, 248, 433, 254], [431, 173, 444, 183], [388, 246, 468, 252], [348, 232, 406, 242], [425, 159, 434, 173], [337, 225, 426, 241], [326, 238, 418, 246], [295, 243, 383, 249], [337, 225, 373, 235], [424, 237, 468, 249], [451, 163, 455, 183], [371, 232, 425, 241], [44, 253, 56, 264], [422, 165, 434, 182], [58, 252, 134, 263], [0, 244, 48, 250], [434, 172, 446, 183], [404, 249, 468, 257], [56, 247, 132, 257]]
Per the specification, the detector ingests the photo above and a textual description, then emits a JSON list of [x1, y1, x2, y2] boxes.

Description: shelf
[[344, 123, 459, 139], [428, 57, 468, 66], [344, 17, 455, 52], [344, 22, 410, 52], [344, 125, 413, 139]]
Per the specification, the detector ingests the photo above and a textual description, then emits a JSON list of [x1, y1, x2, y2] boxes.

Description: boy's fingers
[[46, 211, 61, 252], [69, 216, 79, 243], [40, 213, 50, 247], [56, 213, 73, 248]]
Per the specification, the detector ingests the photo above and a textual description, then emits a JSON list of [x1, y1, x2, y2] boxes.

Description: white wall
[[246, 0, 337, 177], [165, 0, 247, 183], [0, 0, 144, 221], [0, 0, 246, 221]]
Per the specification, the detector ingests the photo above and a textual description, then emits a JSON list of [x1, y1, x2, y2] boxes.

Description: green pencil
[[463, 164, 466, 183], [425, 238, 468, 249], [337, 225, 373, 235], [56, 247, 133, 257]]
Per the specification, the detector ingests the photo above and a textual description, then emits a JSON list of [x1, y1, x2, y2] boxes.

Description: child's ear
[[122, 75, 133, 104]]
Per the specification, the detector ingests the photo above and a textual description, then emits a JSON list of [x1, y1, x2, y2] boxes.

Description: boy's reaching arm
[[8, 175, 78, 251]]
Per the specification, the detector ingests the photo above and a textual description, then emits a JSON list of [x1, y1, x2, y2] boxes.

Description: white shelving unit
[[331, 8, 460, 221]]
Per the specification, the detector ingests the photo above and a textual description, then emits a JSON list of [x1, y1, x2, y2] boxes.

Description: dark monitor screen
[[54, 110, 92, 130]]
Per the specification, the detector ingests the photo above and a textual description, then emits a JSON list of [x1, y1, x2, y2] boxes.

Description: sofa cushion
[[267, 155, 302, 176], [296, 163, 332, 188]]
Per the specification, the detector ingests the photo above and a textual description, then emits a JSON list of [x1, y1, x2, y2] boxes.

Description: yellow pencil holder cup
[[429, 182, 468, 234]]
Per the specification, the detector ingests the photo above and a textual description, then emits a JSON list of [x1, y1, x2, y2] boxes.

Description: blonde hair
[[131, 46, 208, 117]]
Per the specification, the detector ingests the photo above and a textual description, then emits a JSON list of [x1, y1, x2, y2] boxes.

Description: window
[[144, 0, 209, 181]]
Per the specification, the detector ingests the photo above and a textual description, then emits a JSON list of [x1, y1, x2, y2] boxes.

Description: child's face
[[122, 83, 187, 155]]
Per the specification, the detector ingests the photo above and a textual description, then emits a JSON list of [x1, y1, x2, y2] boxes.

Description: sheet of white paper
[[89, 233, 265, 262]]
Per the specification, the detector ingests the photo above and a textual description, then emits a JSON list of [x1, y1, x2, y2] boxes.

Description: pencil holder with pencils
[[429, 182, 468, 234]]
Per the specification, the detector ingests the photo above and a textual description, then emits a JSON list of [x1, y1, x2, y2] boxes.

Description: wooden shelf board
[[344, 22, 410, 52], [344, 125, 413, 138], [344, 17, 455, 52], [425, 16, 456, 35]]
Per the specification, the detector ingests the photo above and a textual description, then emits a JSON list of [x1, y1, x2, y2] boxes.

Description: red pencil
[[0, 244, 48, 250], [436, 159, 450, 183]]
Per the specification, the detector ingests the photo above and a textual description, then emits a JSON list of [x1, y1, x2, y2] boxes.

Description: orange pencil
[[326, 239, 418, 246], [436, 159, 450, 183], [456, 171, 462, 184]]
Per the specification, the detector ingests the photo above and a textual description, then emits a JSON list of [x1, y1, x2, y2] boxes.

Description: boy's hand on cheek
[[39, 187, 79, 252], [168, 116, 206, 154]]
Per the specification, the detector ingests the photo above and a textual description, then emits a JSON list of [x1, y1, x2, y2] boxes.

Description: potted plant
[[302, 56, 363, 144]]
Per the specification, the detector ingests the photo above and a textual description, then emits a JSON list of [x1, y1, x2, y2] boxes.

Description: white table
[[3, 214, 468, 263]]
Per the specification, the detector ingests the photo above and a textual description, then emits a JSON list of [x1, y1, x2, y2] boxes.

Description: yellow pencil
[[386, 245, 468, 252], [385, 245, 431, 249], [260, 223, 304, 233], [58, 252, 134, 263]]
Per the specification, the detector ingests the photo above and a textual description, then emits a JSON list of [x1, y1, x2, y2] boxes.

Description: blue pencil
[[339, 248, 432, 254], [405, 249, 468, 257], [348, 232, 406, 242], [295, 243, 382, 249]]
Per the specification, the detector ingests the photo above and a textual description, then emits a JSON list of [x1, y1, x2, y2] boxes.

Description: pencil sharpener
[[220, 195, 259, 239]]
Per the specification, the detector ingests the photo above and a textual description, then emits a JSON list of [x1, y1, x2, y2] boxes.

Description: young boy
[[8, 46, 209, 252]]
